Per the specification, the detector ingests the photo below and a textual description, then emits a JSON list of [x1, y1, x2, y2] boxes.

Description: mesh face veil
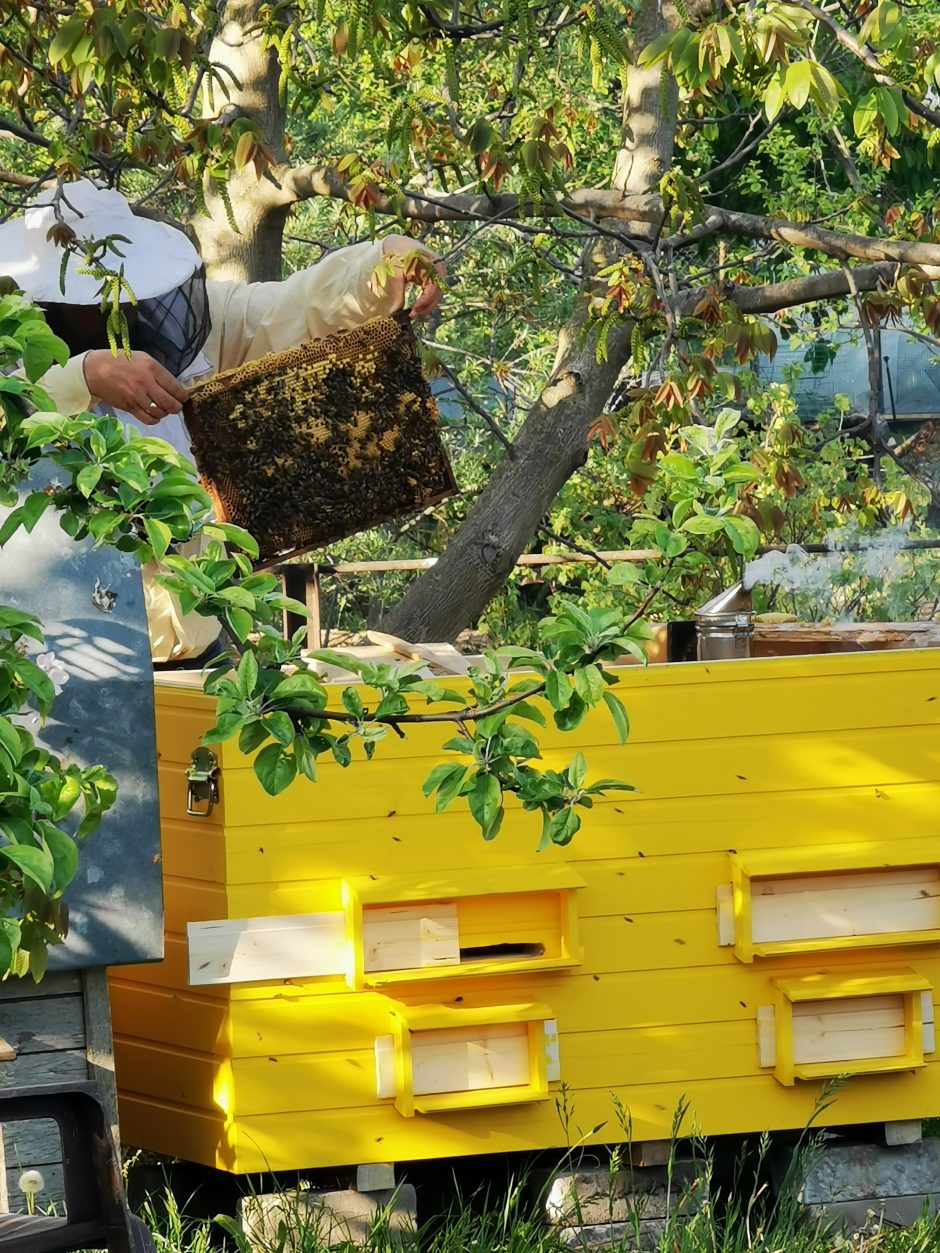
[[129, 266, 211, 378]]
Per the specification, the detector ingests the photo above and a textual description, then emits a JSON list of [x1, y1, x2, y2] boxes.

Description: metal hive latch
[[186, 747, 219, 817]]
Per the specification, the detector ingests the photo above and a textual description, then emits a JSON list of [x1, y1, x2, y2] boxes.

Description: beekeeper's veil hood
[[0, 179, 209, 378]]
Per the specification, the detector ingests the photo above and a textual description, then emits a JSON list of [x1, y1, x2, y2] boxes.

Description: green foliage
[[0, 298, 644, 983]]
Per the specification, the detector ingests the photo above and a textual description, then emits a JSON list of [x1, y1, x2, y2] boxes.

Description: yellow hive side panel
[[215, 723, 940, 827], [111, 682, 235, 1173], [212, 651, 940, 767], [117, 1093, 232, 1172], [117, 653, 940, 1174], [219, 781, 940, 892], [117, 1038, 227, 1114], [110, 980, 230, 1055], [223, 1065, 939, 1174]]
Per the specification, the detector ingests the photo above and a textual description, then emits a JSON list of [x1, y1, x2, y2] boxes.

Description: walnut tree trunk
[[382, 0, 682, 642], [191, 0, 289, 282]]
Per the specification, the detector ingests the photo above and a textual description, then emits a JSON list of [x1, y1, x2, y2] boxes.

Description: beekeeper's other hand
[[375, 235, 446, 320]]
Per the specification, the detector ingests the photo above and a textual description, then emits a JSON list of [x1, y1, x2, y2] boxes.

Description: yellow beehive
[[111, 647, 940, 1174]]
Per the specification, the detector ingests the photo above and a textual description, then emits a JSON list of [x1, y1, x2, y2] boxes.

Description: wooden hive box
[[111, 648, 940, 1174]]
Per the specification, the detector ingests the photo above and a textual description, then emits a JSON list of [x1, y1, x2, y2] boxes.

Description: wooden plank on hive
[[410, 1023, 532, 1096], [791, 994, 907, 1065], [365, 631, 473, 675], [716, 884, 734, 946], [756, 1006, 776, 1067], [750, 868, 940, 945], [362, 903, 459, 974], [187, 912, 346, 985]]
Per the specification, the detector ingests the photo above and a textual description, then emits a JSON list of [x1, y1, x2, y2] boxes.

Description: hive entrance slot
[[459, 942, 546, 961]]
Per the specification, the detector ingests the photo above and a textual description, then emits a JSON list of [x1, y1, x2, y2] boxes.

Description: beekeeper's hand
[[84, 349, 189, 426], [375, 235, 446, 320]]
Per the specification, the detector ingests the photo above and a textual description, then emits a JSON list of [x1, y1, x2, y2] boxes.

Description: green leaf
[[0, 717, 22, 765], [143, 517, 173, 560], [341, 688, 365, 718], [375, 693, 409, 718], [467, 772, 501, 838], [554, 692, 587, 732], [0, 843, 55, 892], [272, 672, 327, 702], [722, 514, 760, 558], [509, 700, 546, 727], [203, 711, 246, 744], [21, 492, 51, 534], [466, 118, 496, 155], [252, 742, 297, 796], [265, 711, 295, 745], [40, 825, 79, 893], [784, 59, 812, 110], [236, 649, 259, 699], [602, 691, 630, 745], [638, 30, 677, 66], [215, 584, 256, 610], [0, 506, 25, 548], [308, 648, 362, 674], [293, 734, 318, 781], [607, 563, 642, 586], [547, 806, 580, 846], [49, 15, 86, 64], [660, 452, 697, 479], [76, 463, 102, 498], [573, 665, 604, 706], [203, 523, 259, 559], [423, 762, 468, 812], [226, 607, 254, 641], [853, 89, 879, 136], [545, 670, 572, 710], [238, 719, 269, 755], [568, 751, 587, 788], [682, 514, 725, 535], [876, 83, 901, 136]]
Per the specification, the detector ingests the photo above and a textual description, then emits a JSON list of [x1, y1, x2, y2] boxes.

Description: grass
[[71, 1120, 940, 1253]]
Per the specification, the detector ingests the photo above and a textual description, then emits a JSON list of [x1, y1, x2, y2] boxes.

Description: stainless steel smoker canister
[[694, 583, 754, 661]]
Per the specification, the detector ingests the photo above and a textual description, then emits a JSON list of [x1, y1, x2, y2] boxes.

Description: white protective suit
[[35, 240, 398, 663]]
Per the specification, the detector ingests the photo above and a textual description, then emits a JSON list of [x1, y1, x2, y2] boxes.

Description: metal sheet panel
[[0, 463, 163, 968]]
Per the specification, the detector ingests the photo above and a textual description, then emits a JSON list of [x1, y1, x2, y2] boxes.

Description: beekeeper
[[0, 179, 443, 665]]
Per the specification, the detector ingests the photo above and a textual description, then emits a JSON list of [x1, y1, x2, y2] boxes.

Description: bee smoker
[[693, 582, 754, 661]]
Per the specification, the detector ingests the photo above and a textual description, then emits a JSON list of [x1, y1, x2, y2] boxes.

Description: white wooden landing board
[[363, 903, 460, 974], [757, 993, 935, 1068], [375, 1018, 560, 1099], [187, 913, 346, 986], [718, 867, 940, 949]]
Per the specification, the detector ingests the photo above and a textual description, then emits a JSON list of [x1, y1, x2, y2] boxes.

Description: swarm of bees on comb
[[183, 314, 457, 565]]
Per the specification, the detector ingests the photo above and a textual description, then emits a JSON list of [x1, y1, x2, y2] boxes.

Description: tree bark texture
[[191, 0, 289, 282], [382, 0, 682, 642]]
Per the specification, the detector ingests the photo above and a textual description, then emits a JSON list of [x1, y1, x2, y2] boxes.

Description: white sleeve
[[21, 351, 95, 415], [204, 239, 405, 373]]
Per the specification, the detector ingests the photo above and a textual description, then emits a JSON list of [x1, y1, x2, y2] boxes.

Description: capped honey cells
[[183, 313, 457, 565]]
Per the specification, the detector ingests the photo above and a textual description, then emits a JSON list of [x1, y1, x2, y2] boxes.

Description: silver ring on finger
[[148, 401, 158, 410]]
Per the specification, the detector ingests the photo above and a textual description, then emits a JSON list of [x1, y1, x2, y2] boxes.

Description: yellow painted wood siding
[[111, 650, 940, 1172]]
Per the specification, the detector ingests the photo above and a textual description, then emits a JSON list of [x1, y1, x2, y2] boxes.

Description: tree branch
[[271, 161, 940, 269], [704, 208, 940, 268], [272, 162, 663, 224], [0, 114, 50, 148], [0, 166, 43, 188], [677, 261, 900, 317]]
